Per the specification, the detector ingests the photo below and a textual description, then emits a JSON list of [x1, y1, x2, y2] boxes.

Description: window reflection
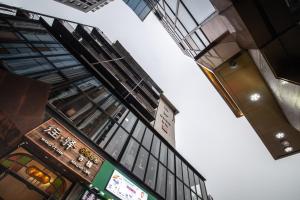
[[105, 127, 128, 160], [133, 147, 149, 180], [120, 139, 139, 171], [145, 155, 158, 189]]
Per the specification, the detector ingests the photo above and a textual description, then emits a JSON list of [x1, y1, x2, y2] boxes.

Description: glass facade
[[123, 0, 159, 21], [154, 0, 215, 57], [0, 11, 207, 200]]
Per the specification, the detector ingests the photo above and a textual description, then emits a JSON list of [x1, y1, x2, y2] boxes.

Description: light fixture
[[281, 140, 290, 147], [229, 60, 238, 69], [280, 80, 288, 85], [284, 146, 293, 153], [250, 93, 261, 102], [275, 132, 285, 139]]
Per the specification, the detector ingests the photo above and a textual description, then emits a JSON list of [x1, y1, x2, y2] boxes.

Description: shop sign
[[25, 118, 104, 183], [106, 170, 148, 200]]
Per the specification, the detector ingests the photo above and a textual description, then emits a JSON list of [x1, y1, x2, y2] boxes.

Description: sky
[[3, 0, 300, 200]]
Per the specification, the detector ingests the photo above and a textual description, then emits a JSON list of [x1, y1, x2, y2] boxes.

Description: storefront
[[0, 118, 104, 200], [79, 161, 157, 200]]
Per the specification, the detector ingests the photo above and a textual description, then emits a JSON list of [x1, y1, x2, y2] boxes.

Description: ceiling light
[[281, 140, 290, 147], [280, 80, 288, 85], [275, 132, 285, 139], [250, 93, 261, 102], [284, 146, 293, 153]]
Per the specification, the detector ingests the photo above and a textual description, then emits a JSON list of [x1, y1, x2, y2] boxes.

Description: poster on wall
[[106, 170, 148, 200]]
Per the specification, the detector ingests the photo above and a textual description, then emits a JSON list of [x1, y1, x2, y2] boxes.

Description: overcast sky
[[3, 0, 300, 200]]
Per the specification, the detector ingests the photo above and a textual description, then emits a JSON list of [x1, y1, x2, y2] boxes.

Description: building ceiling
[[212, 51, 300, 159]]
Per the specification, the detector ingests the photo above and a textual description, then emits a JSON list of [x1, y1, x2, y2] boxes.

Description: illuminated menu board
[[106, 170, 148, 200]]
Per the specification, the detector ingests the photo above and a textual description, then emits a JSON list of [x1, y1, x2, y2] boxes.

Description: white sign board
[[106, 170, 148, 200]]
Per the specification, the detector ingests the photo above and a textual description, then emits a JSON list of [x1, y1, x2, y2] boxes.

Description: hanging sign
[[25, 118, 104, 183]]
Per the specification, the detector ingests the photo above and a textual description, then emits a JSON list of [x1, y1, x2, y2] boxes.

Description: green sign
[[92, 161, 157, 200]]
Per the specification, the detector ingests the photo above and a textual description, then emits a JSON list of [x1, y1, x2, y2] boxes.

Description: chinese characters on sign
[[25, 118, 104, 183]]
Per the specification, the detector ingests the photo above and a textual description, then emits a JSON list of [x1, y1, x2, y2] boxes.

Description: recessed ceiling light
[[284, 146, 293, 153], [125, 118, 129, 122], [250, 93, 261, 102], [280, 80, 288, 85], [281, 140, 290, 147], [275, 132, 285, 139]]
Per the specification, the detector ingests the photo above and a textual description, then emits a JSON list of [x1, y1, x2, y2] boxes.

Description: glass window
[[160, 142, 167, 166], [61, 65, 89, 80], [0, 43, 39, 58], [166, 171, 175, 200], [191, 33, 205, 50], [196, 29, 210, 46], [47, 55, 79, 68], [139, 5, 151, 20], [194, 174, 202, 197], [135, 1, 147, 15], [200, 179, 207, 199], [176, 179, 184, 200], [151, 135, 160, 158], [182, 162, 189, 186], [191, 192, 197, 200], [133, 147, 149, 180], [132, 120, 146, 142], [121, 112, 137, 133], [120, 139, 139, 171], [142, 128, 153, 150], [165, 4, 176, 22], [98, 123, 118, 148], [105, 127, 128, 160], [175, 156, 182, 180], [176, 20, 188, 37], [165, 0, 177, 13], [62, 96, 94, 124], [156, 164, 167, 198], [184, 185, 192, 200], [188, 168, 196, 192], [117, 108, 129, 123], [177, 3, 197, 32], [182, 0, 215, 24], [3, 57, 53, 75], [145, 155, 158, 189], [168, 149, 175, 173], [77, 109, 110, 139]]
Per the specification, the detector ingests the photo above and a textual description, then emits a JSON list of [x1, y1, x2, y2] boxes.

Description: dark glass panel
[[188, 168, 196, 192], [156, 164, 167, 198], [145, 155, 158, 189], [175, 156, 183, 180], [166, 171, 175, 200], [132, 120, 146, 142], [168, 149, 175, 173], [121, 112, 137, 133], [182, 162, 189, 186], [142, 128, 153, 150], [184, 185, 192, 200], [133, 147, 149, 180], [105, 127, 128, 160], [151, 135, 160, 158], [120, 138, 139, 171], [159, 142, 167, 166], [176, 179, 184, 200], [98, 123, 118, 148]]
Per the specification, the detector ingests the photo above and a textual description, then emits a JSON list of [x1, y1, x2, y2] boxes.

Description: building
[[122, 0, 159, 21], [54, 0, 114, 12], [0, 3, 209, 200], [152, 0, 215, 57], [153, 0, 300, 159]]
